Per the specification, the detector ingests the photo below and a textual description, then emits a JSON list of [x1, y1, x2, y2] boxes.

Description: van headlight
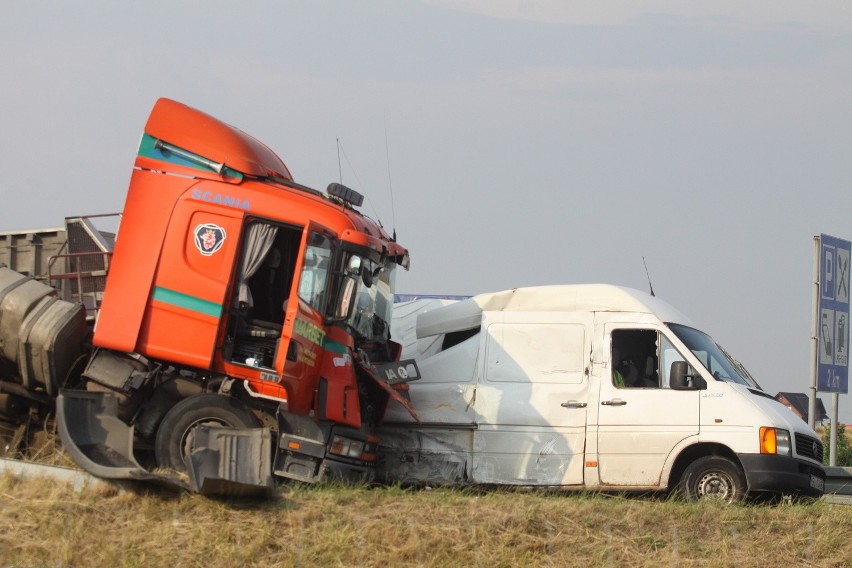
[[776, 429, 792, 456], [759, 427, 791, 456]]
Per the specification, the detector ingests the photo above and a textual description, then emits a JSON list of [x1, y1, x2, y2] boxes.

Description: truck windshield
[[346, 259, 396, 344], [667, 323, 762, 389]]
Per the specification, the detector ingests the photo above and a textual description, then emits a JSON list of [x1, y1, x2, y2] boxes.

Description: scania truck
[[0, 98, 416, 495]]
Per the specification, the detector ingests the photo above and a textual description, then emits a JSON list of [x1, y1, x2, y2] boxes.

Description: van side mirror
[[670, 361, 707, 390]]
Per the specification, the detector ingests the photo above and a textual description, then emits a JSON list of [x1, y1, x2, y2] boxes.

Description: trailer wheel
[[154, 394, 259, 472], [679, 456, 746, 503]]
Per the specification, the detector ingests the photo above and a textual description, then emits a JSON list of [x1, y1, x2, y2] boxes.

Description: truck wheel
[[154, 393, 259, 472], [679, 456, 747, 503]]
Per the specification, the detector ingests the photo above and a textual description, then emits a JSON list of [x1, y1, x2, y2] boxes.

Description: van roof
[[414, 284, 695, 339]]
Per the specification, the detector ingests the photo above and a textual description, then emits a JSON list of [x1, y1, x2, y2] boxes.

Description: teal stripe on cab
[[137, 133, 243, 180], [322, 337, 348, 355], [152, 287, 222, 318]]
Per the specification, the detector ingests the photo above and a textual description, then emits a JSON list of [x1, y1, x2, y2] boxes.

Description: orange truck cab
[[53, 99, 417, 492]]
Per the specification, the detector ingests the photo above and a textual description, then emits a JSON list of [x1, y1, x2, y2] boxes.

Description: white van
[[377, 285, 826, 501]]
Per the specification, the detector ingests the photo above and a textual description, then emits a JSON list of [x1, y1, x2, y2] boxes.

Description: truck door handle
[[601, 399, 627, 406], [561, 400, 587, 409]]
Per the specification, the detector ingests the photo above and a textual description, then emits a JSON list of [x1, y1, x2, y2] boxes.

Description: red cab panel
[[136, 196, 243, 368]]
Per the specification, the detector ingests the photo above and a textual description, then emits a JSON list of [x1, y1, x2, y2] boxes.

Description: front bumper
[[738, 453, 825, 497], [273, 435, 376, 484], [273, 416, 377, 484]]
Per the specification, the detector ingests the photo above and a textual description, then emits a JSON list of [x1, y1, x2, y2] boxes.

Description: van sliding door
[[472, 312, 591, 485]]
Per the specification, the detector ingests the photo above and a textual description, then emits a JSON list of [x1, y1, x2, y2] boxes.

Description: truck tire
[[679, 456, 747, 503], [154, 393, 259, 472]]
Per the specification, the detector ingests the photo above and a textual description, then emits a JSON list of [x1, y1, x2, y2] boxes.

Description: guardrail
[[825, 466, 851, 504]]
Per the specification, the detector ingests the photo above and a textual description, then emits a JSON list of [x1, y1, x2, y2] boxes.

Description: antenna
[[642, 256, 655, 297], [335, 138, 381, 222], [384, 125, 397, 239], [336, 138, 343, 183]]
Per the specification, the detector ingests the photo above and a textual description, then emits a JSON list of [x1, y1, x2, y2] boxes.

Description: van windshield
[[667, 323, 762, 390]]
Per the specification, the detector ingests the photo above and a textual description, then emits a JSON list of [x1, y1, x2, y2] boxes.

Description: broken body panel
[[378, 285, 825, 499]]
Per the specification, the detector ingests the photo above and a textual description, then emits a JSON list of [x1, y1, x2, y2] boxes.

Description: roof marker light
[[327, 183, 364, 208]]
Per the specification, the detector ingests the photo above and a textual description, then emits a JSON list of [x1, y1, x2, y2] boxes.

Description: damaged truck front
[[378, 286, 826, 502], [0, 98, 416, 495]]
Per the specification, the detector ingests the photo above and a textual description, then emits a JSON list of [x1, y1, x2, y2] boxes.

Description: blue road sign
[[818, 234, 850, 393]]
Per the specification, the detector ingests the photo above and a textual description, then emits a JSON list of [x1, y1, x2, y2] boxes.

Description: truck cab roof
[[145, 98, 293, 181]]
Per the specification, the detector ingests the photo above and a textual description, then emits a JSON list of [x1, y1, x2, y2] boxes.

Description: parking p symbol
[[822, 247, 835, 301]]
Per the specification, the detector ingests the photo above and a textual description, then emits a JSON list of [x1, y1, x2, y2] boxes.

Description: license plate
[[372, 359, 421, 385], [810, 474, 825, 492]]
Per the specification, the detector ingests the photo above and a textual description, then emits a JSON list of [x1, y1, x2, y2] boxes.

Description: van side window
[[659, 335, 687, 388], [611, 329, 659, 388]]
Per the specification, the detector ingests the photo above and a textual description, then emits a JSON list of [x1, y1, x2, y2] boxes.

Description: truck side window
[[611, 329, 659, 388], [298, 232, 332, 314]]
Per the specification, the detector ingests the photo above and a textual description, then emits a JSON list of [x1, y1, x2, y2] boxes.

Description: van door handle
[[601, 399, 627, 406], [561, 400, 587, 409]]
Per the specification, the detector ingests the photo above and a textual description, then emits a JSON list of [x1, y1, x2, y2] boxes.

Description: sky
[[1, 1, 851, 422]]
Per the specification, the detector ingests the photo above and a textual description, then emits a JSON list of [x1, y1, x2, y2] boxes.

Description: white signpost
[[810, 234, 851, 466]]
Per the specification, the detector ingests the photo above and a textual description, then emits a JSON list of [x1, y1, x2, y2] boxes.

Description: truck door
[[275, 225, 336, 413], [595, 321, 699, 486], [471, 311, 591, 485], [222, 220, 328, 410]]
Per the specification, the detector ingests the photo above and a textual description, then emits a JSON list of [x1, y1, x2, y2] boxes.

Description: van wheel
[[154, 394, 259, 472], [679, 456, 746, 503]]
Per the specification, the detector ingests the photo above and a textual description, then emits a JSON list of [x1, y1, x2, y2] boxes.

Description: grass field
[[1, 473, 850, 568], [1, 423, 850, 566]]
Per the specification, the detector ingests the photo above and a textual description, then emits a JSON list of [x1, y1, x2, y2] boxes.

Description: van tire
[[154, 393, 259, 472], [679, 456, 746, 503]]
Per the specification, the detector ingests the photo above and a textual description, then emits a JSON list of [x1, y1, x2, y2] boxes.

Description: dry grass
[[1, 419, 76, 468], [1, 423, 850, 566], [0, 475, 850, 568]]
